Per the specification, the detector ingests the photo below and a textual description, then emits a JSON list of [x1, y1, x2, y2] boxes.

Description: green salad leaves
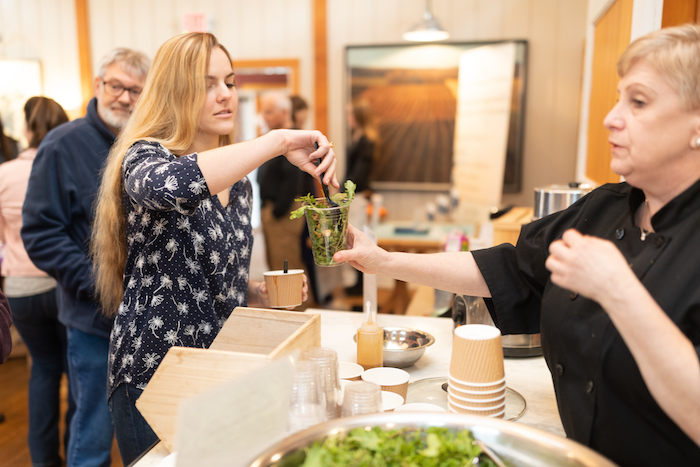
[[289, 180, 356, 267], [289, 180, 357, 219], [286, 426, 497, 467]]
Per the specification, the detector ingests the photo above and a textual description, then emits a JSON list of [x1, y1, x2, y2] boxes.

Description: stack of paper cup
[[448, 324, 506, 418]]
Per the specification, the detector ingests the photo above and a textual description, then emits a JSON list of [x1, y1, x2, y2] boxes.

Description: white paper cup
[[339, 361, 364, 381], [361, 367, 410, 400], [381, 391, 405, 411]]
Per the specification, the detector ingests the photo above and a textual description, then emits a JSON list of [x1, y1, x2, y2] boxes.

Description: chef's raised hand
[[333, 224, 388, 274], [545, 229, 635, 304]]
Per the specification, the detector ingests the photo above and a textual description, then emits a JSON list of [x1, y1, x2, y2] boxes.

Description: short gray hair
[[262, 90, 291, 111], [97, 48, 151, 81]]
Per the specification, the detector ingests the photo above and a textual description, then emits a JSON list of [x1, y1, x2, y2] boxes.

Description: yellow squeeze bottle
[[357, 301, 383, 370]]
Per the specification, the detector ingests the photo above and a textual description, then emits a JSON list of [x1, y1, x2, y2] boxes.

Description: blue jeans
[[10, 290, 75, 467], [108, 384, 159, 465], [65, 326, 113, 467]]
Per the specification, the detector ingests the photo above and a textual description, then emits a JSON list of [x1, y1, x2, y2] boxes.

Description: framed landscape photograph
[[345, 41, 527, 193]]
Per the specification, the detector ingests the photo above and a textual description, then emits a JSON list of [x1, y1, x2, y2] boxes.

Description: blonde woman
[[92, 32, 337, 463]]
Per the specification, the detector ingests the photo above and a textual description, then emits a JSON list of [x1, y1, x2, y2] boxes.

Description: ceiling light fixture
[[402, 0, 450, 42]]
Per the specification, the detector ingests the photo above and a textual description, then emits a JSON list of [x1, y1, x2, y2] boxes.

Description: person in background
[[257, 91, 313, 293], [21, 48, 151, 467], [0, 114, 19, 163], [0, 291, 10, 364], [0, 96, 72, 467], [290, 94, 309, 129], [91, 32, 336, 464], [345, 98, 378, 195], [334, 24, 700, 467], [343, 98, 379, 296]]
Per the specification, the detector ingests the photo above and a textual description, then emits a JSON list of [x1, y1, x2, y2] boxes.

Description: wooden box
[[135, 307, 321, 451], [492, 206, 534, 246]]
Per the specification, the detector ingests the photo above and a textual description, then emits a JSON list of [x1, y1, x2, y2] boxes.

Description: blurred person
[[91, 33, 337, 463], [346, 98, 378, 195], [0, 96, 72, 467], [0, 291, 10, 363], [334, 24, 700, 466], [0, 113, 19, 163], [21, 48, 151, 467], [257, 91, 311, 284], [290, 94, 309, 129]]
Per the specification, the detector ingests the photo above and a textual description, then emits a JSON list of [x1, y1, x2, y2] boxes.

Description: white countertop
[[308, 309, 564, 436], [134, 309, 564, 466]]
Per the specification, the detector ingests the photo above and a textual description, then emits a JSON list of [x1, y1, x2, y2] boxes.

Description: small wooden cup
[[264, 269, 304, 308]]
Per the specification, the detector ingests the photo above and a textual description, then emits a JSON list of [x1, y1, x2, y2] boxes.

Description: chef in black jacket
[[334, 24, 700, 467]]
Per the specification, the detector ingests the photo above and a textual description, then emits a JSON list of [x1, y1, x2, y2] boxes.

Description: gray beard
[[98, 104, 129, 133]]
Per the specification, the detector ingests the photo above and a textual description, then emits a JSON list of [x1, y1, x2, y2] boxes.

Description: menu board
[[175, 355, 295, 467], [452, 42, 516, 224]]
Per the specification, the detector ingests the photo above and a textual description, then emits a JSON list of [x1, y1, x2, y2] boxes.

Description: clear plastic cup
[[288, 360, 327, 433], [341, 380, 382, 417], [301, 347, 341, 419]]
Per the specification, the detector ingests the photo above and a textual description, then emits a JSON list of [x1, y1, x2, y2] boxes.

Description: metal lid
[[533, 183, 593, 219]]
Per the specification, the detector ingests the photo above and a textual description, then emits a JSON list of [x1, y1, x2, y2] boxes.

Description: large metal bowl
[[248, 412, 618, 467], [353, 326, 435, 368]]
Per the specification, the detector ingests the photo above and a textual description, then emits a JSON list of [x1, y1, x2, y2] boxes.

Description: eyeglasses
[[101, 80, 142, 99]]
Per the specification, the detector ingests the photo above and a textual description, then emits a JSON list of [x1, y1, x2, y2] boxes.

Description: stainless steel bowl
[[248, 412, 618, 467], [353, 327, 435, 368]]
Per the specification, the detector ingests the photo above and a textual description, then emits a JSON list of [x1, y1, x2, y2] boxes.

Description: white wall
[[329, 0, 588, 216], [0, 0, 588, 215]]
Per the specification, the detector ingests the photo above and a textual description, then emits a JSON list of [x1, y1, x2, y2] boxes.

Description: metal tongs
[[313, 142, 339, 209], [313, 142, 340, 228]]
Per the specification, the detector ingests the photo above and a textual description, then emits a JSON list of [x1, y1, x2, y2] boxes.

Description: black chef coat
[[472, 181, 700, 467]]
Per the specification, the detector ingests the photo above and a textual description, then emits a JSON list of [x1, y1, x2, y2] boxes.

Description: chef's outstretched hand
[[333, 224, 388, 275], [545, 229, 636, 304]]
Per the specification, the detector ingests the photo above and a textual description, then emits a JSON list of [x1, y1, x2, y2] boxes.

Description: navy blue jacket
[[22, 98, 115, 338]]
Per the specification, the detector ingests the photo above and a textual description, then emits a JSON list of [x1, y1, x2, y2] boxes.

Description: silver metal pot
[[502, 183, 593, 357], [534, 183, 593, 219]]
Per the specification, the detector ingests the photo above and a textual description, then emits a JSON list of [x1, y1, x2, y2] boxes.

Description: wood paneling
[[661, 0, 697, 28], [313, 0, 328, 134], [76, 0, 93, 114], [585, 0, 633, 185]]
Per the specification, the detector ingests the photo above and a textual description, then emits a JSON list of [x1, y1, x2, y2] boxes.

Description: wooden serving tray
[[135, 307, 321, 451]]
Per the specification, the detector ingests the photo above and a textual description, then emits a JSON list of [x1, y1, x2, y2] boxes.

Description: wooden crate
[[135, 307, 321, 451], [492, 207, 534, 246]]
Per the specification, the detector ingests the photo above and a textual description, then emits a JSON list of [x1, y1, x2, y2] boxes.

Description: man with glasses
[[22, 48, 150, 467]]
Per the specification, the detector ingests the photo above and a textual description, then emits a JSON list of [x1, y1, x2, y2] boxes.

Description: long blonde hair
[[92, 32, 234, 316]]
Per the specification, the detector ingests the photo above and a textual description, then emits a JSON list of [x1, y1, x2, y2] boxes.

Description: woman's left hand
[[545, 229, 636, 303]]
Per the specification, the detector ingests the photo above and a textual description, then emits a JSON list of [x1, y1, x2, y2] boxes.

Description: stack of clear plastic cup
[[288, 360, 327, 434], [301, 347, 341, 419], [447, 324, 506, 418], [341, 380, 382, 417]]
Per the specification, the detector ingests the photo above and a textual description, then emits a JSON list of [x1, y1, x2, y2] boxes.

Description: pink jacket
[[0, 148, 50, 277]]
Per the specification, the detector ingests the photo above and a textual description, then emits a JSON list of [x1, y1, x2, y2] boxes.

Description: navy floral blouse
[[107, 141, 253, 398]]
